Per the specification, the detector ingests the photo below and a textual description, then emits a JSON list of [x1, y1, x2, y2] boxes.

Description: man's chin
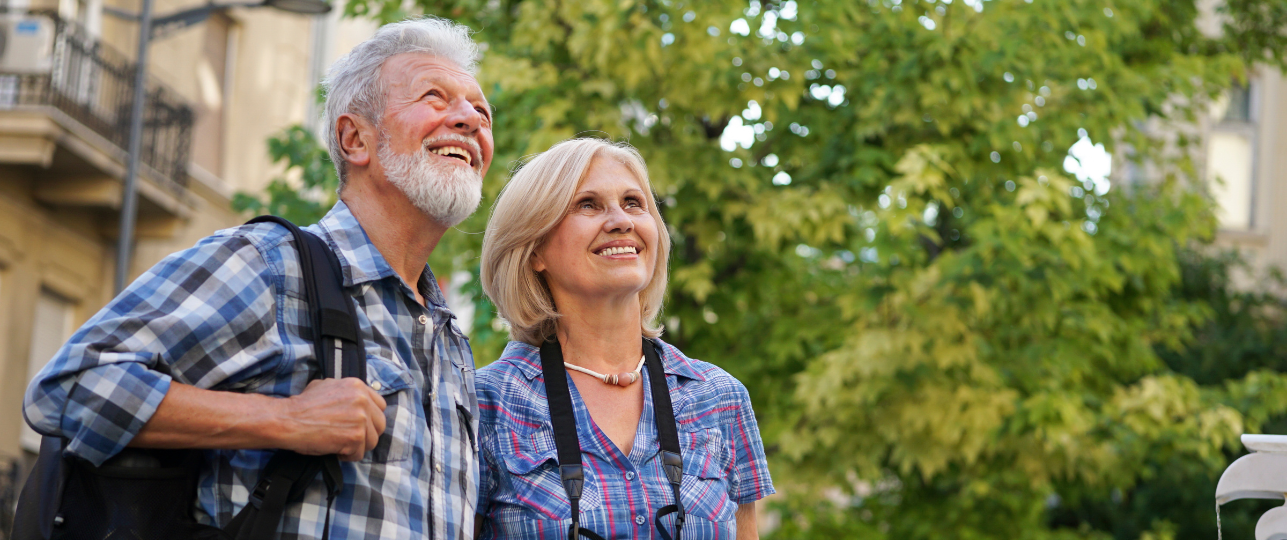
[[419, 186, 482, 228]]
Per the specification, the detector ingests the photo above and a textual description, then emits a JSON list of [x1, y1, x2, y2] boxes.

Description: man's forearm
[[131, 378, 387, 461], [131, 382, 288, 450]]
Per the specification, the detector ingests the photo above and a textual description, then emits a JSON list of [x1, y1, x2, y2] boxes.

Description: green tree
[[235, 0, 1287, 537]]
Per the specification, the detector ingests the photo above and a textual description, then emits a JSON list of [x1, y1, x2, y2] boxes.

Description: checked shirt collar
[[312, 200, 450, 309]]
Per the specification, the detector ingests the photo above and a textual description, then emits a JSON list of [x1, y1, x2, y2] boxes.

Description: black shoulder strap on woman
[[644, 339, 685, 540], [538, 339, 597, 540], [539, 338, 683, 540]]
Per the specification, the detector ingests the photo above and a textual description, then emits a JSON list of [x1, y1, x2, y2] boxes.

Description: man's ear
[[337, 113, 373, 169]]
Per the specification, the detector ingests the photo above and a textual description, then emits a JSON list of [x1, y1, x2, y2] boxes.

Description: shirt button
[[625, 472, 635, 480], [435, 463, 443, 473], [418, 315, 429, 325], [371, 381, 383, 391], [635, 516, 645, 525]]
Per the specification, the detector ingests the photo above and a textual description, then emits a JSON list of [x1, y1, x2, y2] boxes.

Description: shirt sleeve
[[724, 379, 776, 504], [22, 233, 282, 466], [475, 381, 500, 515]]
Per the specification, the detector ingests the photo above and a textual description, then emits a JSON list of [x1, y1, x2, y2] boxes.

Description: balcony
[[0, 10, 196, 230]]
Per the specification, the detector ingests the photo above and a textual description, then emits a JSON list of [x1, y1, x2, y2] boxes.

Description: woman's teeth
[[599, 246, 637, 256]]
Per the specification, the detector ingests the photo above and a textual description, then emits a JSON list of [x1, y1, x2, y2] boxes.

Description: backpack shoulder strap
[[246, 215, 365, 380], [228, 215, 366, 540]]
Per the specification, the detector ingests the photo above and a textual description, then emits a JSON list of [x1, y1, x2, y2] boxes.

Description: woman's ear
[[530, 250, 547, 273]]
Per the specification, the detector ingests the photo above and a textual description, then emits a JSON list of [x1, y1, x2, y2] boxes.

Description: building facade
[[1205, 69, 1287, 285], [0, 0, 374, 465]]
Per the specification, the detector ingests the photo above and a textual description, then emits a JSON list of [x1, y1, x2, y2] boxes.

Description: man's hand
[[131, 379, 387, 462], [280, 378, 388, 461]]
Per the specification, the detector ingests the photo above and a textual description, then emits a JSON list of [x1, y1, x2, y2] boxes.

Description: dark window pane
[[1225, 83, 1251, 122]]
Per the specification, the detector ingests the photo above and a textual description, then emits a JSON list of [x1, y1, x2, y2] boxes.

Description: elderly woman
[[475, 138, 775, 540]]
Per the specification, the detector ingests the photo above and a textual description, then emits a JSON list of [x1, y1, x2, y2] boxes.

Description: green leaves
[[238, 0, 1287, 537], [233, 125, 338, 225]]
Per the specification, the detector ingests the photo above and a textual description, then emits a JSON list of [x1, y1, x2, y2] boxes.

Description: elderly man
[[23, 17, 491, 540]]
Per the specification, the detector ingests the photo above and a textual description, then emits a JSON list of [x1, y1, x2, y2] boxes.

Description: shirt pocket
[[495, 428, 603, 523], [678, 427, 737, 523], [363, 354, 416, 464]]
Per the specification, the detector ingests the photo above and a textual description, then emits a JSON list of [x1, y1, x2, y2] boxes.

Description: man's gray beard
[[378, 141, 482, 228]]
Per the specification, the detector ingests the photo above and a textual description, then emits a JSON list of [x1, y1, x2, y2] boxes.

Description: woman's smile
[[593, 240, 641, 259]]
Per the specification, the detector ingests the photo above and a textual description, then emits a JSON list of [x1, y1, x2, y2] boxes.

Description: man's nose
[[444, 98, 482, 134]]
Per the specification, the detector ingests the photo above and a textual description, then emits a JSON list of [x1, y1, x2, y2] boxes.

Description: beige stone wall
[[0, 165, 111, 460]]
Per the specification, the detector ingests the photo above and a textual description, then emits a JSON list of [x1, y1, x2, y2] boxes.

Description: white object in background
[[0, 14, 54, 74], [1217, 434, 1287, 540], [1242, 434, 1287, 454], [1257, 507, 1287, 540]]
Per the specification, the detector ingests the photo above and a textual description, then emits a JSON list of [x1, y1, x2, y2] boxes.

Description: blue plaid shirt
[[476, 340, 775, 539], [24, 201, 479, 540]]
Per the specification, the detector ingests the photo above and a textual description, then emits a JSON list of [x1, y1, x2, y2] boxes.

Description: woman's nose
[[603, 204, 634, 233]]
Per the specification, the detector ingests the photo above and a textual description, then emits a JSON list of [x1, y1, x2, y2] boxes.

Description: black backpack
[[11, 216, 365, 540]]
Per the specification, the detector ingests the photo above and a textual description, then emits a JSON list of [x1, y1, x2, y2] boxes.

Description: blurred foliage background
[[234, 0, 1287, 538]]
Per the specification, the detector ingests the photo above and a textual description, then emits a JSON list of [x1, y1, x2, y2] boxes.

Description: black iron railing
[[0, 11, 193, 193]]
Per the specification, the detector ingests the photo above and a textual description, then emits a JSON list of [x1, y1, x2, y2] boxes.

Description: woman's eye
[[625, 198, 643, 209], [578, 201, 596, 210]]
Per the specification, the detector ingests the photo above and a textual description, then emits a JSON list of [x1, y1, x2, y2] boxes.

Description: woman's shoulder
[[474, 341, 550, 433], [477, 341, 542, 381], [654, 339, 752, 403], [476, 341, 546, 396]]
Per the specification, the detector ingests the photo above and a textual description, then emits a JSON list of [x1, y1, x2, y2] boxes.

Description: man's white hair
[[322, 17, 481, 189]]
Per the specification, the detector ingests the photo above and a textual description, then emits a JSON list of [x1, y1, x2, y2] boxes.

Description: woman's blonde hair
[[480, 138, 672, 345]]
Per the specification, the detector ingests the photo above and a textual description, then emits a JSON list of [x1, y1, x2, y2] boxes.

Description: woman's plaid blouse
[[476, 340, 775, 539]]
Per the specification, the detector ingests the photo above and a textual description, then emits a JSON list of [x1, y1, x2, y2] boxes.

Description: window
[[1205, 82, 1256, 231], [20, 290, 75, 452]]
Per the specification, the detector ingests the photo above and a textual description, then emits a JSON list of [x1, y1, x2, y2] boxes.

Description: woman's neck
[[553, 294, 645, 374]]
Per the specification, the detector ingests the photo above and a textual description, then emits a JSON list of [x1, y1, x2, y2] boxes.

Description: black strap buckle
[[559, 464, 584, 500], [661, 451, 683, 486], [248, 476, 273, 509]]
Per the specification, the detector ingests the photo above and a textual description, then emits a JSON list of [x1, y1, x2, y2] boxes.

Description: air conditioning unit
[[0, 14, 54, 74]]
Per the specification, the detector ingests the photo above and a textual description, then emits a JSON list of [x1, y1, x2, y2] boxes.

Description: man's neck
[[340, 181, 448, 307]]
